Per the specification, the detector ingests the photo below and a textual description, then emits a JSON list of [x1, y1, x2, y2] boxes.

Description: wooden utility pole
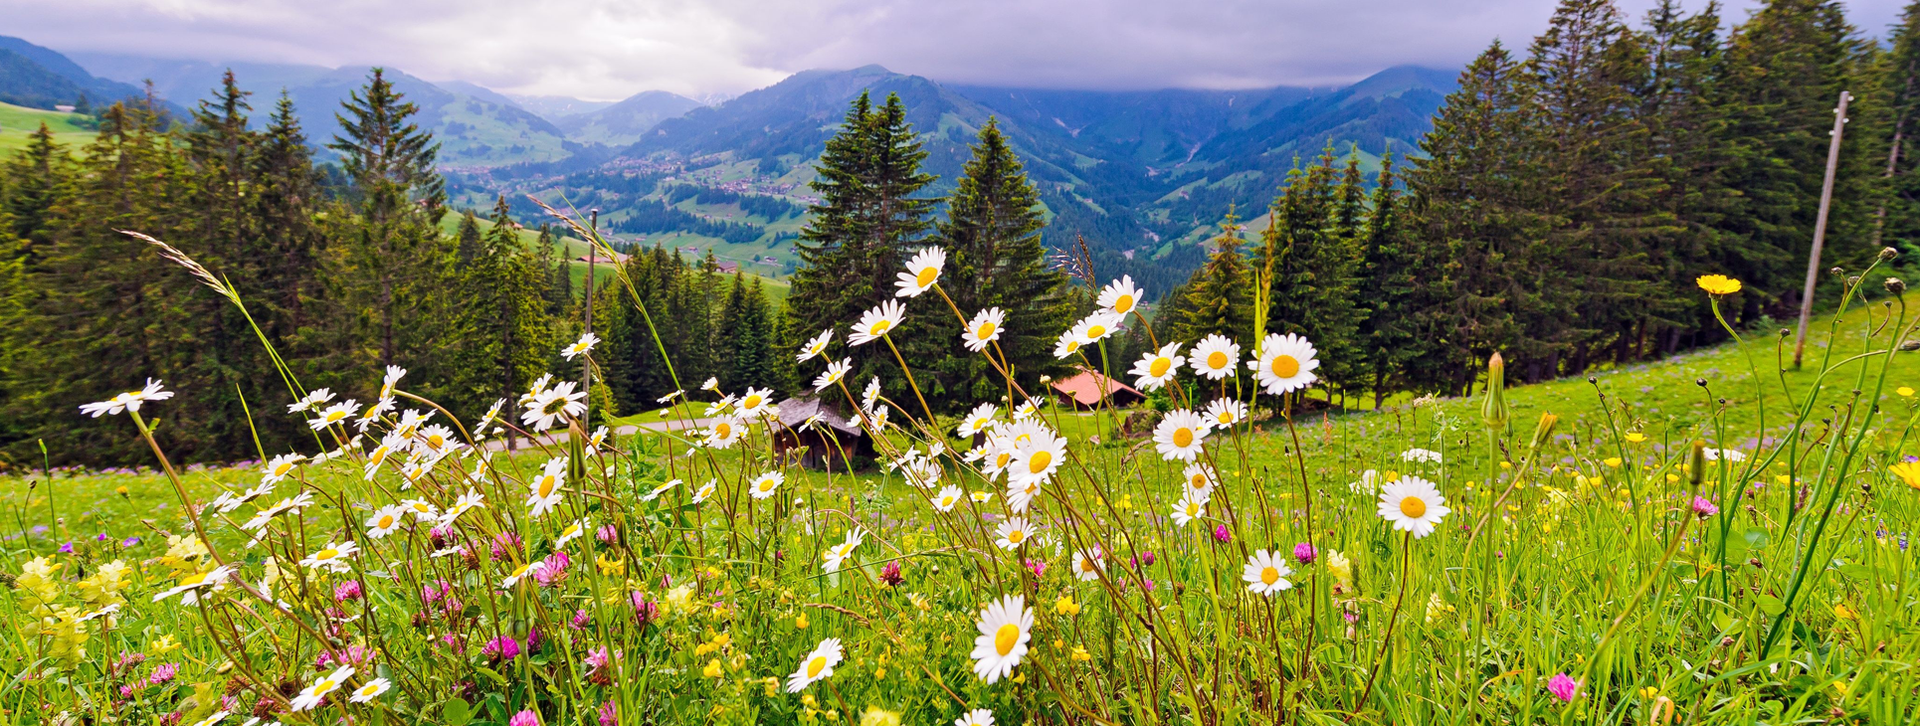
[[1793, 91, 1851, 369], [583, 209, 598, 421]]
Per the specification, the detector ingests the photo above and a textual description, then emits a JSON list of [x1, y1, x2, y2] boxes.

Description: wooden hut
[[1050, 367, 1145, 409], [771, 395, 874, 470]]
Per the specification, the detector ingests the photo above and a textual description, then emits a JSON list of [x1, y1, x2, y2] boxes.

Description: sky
[[2, 0, 1908, 101]]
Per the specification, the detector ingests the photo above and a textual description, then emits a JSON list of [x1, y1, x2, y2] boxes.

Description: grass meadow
[[2, 235, 1917, 726]]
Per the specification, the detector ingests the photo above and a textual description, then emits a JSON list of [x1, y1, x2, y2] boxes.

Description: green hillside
[[0, 101, 91, 154], [435, 211, 790, 303]]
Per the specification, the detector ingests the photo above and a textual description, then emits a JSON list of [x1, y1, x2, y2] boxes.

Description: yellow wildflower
[[1071, 645, 1092, 662], [703, 659, 722, 678], [795, 613, 809, 629], [1696, 274, 1742, 296], [1626, 432, 1647, 443], [1890, 461, 1920, 490], [1054, 595, 1081, 616]]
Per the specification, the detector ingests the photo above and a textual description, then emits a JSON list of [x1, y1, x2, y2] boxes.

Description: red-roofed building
[[1049, 368, 1145, 409]]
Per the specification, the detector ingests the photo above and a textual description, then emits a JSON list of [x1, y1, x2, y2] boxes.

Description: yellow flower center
[[315, 548, 339, 561], [760, 480, 776, 491], [806, 655, 828, 678], [870, 320, 892, 335], [539, 478, 557, 498], [376, 515, 394, 529], [1149, 358, 1171, 377], [1271, 354, 1300, 378], [976, 322, 996, 339], [1027, 450, 1052, 474], [274, 462, 294, 476], [1173, 428, 1193, 448], [427, 434, 445, 448], [1114, 294, 1135, 314], [1080, 558, 1095, 571], [1216, 411, 1233, 425], [370, 449, 387, 464], [1086, 324, 1106, 338], [326, 412, 345, 422], [1186, 502, 1200, 516], [1009, 530, 1026, 544], [1190, 474, 1207, 489], [315, 678, 336, 692], [1399, 496, 1427, 519], [1206, 351, 1227, 369], [1065, 341, 1080, 353], [715, 423, 732, 438], [743, 394, 762, 409], [994, 623, 1021, 656], [1261, 566, 1279, 585]]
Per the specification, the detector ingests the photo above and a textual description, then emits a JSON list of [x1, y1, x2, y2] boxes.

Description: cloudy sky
[[3, 0, 1906, 100]]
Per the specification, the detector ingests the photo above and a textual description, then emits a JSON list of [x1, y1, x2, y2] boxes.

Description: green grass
[[0, 102, 93, 155], [2, 292, 1916, 725]]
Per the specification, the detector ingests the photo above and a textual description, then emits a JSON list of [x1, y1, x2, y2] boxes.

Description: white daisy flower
[[526, 457, 568, 518], [1249, 332, 1320, 395], [798, 329, 833, 362], [931, 485, 964, 512], [895, 246, 947, 297], [1129, 342, 1185, 391], [299, 540, 359, 572], [1203, 398, 1248, 429], [79, 378, 175, 417], [556, 518, 590, 548], [242, 491, 316, 532], [562, 331, 600, 360], [656, 389, 684, 404], [1072, 311, 1126, 346], [748, 471, 785, 500], [287, 388, 335, 414], [993, 517, 1035, 550], [693, 480, 717, 503], [1169, 494, 1207, 527], [364, 505, 407, 539], [290, 666, 354, 711], [1349, 469, 1381, 495], [702, 416, 746, 449], [308, 400, 362, 431], [643, 478, 681, 502], [401, 499, 440, 522], [785, 637, 844, 692], [970, 490, 994, 503], [1401, 448, 1443, 464], [1005, 422, 1066, 491], [969, 594, 1032, 684], [954, 709, 996, 726], [849, 300, 907, 346], [353, 397, 394, 433], [800, 360, 845, 394], [260, 453, 305, 486], [362, 433, 404, 481], [379, 365, 407, 399], [521, 381, 587, 432], [1097, 275, 1144, 316], [736, 387, 775, 417], [441, 488, 487, 526], [822, 527, 866, 572], [1378, 476, 1451, 538], [962, 308, 1005, 353], [1071, 549, 1103, 581], [1241, 549, 1294, 595], [501, 560, 547, 588], [1181, 463, 1218, 499], [1052, 327, 1084, 359], [957, 403, 998, 438], [151, 565, 233, 603], [1189, 334, 1241, 380], [347, 677, 391, 703], [1152, 409, 1211, 462]]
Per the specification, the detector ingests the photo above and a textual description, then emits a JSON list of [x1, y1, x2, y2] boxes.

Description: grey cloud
[[1, 0, 1906, 99]]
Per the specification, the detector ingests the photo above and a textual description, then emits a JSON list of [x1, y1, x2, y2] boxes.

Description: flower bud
[[1528, 412, 1558, 453], [1886, 277, 1907, 295], [1481, 353, 1509, 430], [1689, 441, 1706, 489], [1880, 246, 1901, 262]]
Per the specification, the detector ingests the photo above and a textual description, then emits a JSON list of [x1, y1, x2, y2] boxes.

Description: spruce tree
[[328, 68, 451, 370], [1877, 0, 1920, 256], [1176, 208, 1254, 344], [1355, 154, 1421, 407], [1262, 146, 1364, 395], [935, 118, 1073, 405], [785, 92, 937, 401]]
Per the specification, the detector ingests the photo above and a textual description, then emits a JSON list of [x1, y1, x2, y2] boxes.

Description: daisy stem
[[881, 334, 939, 427]]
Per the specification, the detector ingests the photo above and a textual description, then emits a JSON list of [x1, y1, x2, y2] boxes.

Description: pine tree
[[934, 118, 1073, 405], [328, 68, 451, 370], [3, 124, 69, 262], [1719, 0, 1877, 313], [1405, 41, 1549, 394], [786, 92, 937, 402], [1262, 146, 1365, 395], [1355, 154, 1421, 406], [446, 198, 550, 419], [1877, 0, 1920, 256], [1176, 208, 1254, 344]]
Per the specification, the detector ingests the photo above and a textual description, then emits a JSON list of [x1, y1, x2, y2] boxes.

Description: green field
[[3, 293, 1916, 725], [0, 102, 93, 155]]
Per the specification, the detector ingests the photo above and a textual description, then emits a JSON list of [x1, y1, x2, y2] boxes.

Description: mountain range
[[0, 35, 1456, 286]]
